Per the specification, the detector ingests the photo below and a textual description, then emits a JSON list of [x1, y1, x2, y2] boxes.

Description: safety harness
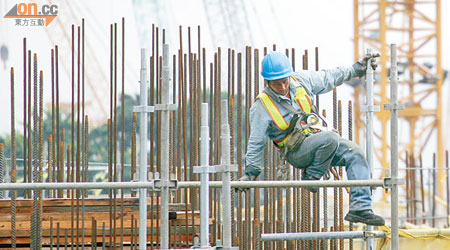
[[256, 78, 320, 149], [256, 77, 324, 179]]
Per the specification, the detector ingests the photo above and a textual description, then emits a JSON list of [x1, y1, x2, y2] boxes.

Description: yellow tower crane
[[353, 0, 444, 195]]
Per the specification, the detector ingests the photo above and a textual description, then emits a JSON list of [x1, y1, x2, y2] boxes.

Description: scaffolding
[[0, 43, 406, 249]]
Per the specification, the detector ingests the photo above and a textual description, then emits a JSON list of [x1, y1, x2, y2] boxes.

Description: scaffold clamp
[[212, 164, 238, 173], [154, 103, 178, 111], [383, 177, 405, 188], [193, 165, 218, 174], [383, 103, 405, 110], [150, 172, 178, 191], [364, 231, 386, 239], [152, 179, 178, 191], [360, 105, 380, 112], [132, 105, 155, 113]]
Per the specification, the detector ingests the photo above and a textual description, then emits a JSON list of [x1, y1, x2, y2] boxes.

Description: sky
[[0, 0, 448, 168]]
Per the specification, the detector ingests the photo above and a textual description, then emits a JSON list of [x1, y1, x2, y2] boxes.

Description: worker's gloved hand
[[235, 174, 256, 193], [352, 53, 381, 78]]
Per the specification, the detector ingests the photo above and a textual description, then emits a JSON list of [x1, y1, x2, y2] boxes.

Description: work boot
[[344, 209, 385, 226], [301, 173, 319, 193]]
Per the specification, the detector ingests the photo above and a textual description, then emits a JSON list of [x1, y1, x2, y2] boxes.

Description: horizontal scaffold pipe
[[261, 231, 387, 241], [0, 180, 386, 190], [186, 180, 386, 188]]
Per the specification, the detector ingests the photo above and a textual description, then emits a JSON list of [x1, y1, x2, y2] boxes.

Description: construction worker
[[240, 51, 385, 226]]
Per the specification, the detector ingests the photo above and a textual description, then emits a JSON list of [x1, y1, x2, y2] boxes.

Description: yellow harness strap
[[257, 92, 289, 130], [294, 86, 312, 113]]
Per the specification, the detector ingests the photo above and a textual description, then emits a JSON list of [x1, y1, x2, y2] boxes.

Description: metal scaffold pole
[[138, 48, 148, 250], [390, 43, 399, 250], [0, 179, 390, 190], [220, 100, 238, 250], [363, 48, 379, 250], [260, 231, 386, 241], [384, 44, 403, 250], [198, 103, 210, 248], [160, 43, 171, 249], [194, 100, 238, 249], [365, 48, 376, 182]]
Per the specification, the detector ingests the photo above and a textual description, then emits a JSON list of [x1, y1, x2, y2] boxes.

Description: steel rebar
[[264, 148, 269, 250], [108, 118, 112, 248], [31, 53, 39, 250], [38, 69, 44, 248], [81, 19, 86, 247], [113, 22, 118, 248], [322, 110, 328, 250], [348, 101, 354, 250], [60, 131, 64, 198], [51, 48, 55, 198], [82, 19, 86, 192], [10, 66, 17, 250], [229, 49, 237, 248], [23, 38, 27, 200], [56, 45, 62, 198], [27, 50, 32, 199], [76, 25, 81, 249], [338, 100, 344, 250], [419, 155, 425, 224], [120, 18, 125, 250], [131, 113, 137, 197], [332, 88, 338, 250], [48, 135, 53, 197]]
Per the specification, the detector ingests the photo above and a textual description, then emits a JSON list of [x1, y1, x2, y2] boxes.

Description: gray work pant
[[286, 131, 372, 211]]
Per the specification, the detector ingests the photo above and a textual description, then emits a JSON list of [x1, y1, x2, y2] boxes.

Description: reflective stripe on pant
[[286, 131, 372, 211]]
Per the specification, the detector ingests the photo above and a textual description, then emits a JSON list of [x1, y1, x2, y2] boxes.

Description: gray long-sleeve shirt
[[244, 66, 357, 178]]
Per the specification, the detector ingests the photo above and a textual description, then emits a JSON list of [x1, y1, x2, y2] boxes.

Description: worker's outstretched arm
[[292, 66, 355, 95], [244, 100, 269, 179]]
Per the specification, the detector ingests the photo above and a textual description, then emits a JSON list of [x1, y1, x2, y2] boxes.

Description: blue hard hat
[[261, 52, 293, 80]]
